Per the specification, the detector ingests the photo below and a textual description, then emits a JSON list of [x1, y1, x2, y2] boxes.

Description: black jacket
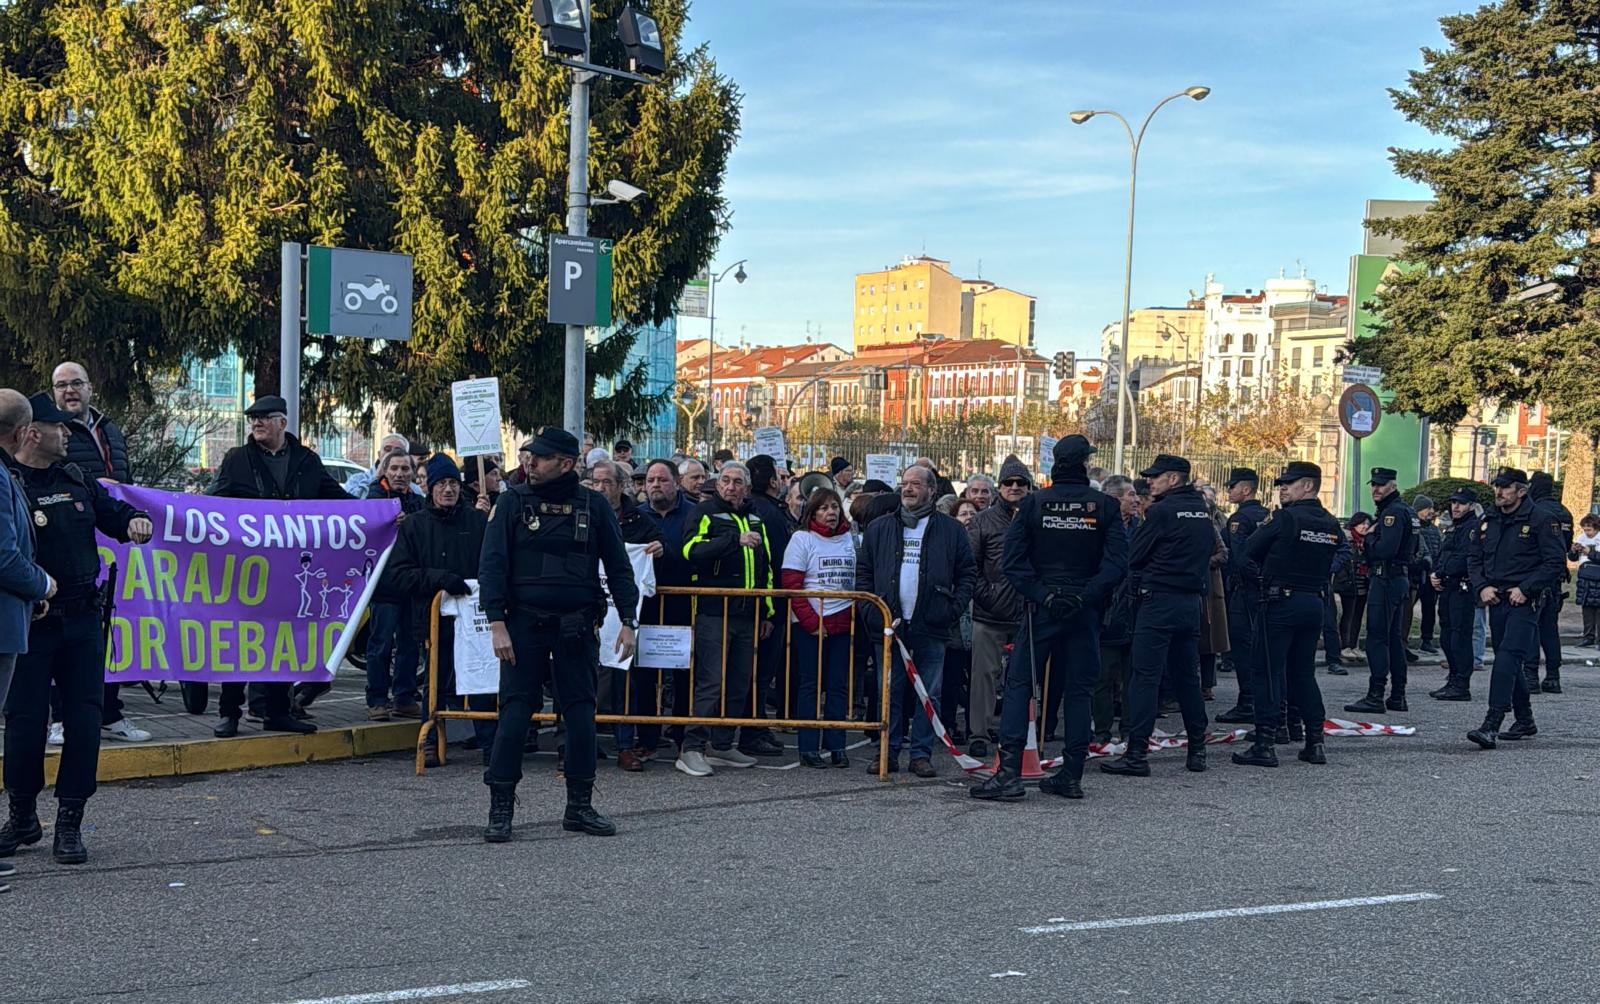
[[1244, 499, 1342, 591], [855, 509, 977, 637], [479, 475, 638, 621], [1366, 491, 1418, 576], [682, 493, 774, 618], [63, 408, 130, 483], [748, 490, 793, 571], [1128, 483, 1214, 595], [1469, 496, 1567, 598], [1530, 489, 1575, 586], [1225, 498, 1269, 590], [385, 501, 489, 641], [969, 497, 1023, 627], [16, 461, 144, 600], [207, 433, 352, 501], [614, 495, 663, 546], [1002, 477, 1126, 610], [1435, 518, 1474, 584]]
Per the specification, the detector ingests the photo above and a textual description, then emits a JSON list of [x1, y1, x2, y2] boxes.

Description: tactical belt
[[1369, 562, 1409, 577], [1264, 584, 1324, 600]]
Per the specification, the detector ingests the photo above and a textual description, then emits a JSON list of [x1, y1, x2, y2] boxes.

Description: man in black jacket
[[855, 464, 977, 777], [1102, 454, 1214, 778], [1217, 468, 1268, 725], [676, 462, 774, 777], [965, 455, 1032, 759], [386, 454, 495, 767], [49, 361, 150, 744], [741, 454, 792, 757], [1428, 488, 1479, 702], [1346, 467, 1418, 715], [1525, 471, 1573, 693], [972, 436, 1125, 802], [207, 395, 349, 737]]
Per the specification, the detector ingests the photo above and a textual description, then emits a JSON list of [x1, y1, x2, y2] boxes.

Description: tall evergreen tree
[[0, 0, 738, 443], [1356, 1, 1600, 513]]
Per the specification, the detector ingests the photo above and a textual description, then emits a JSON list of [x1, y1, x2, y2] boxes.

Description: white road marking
[[267, 979, 533, 1004], [1021, 892, 1443, 935]]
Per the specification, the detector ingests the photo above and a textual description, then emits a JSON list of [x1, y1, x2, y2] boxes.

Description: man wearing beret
[[1231, 462, 1345, 768], [1101, 454, 1214, 778], [478, 426, 638, 839], [1465, 468, 1565, 748], [1344, 467, 1419, 715]]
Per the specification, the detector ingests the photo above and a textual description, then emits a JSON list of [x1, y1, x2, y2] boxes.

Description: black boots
[[1468, 710, 1506, 749], [1231, 738, 1279, 768], [1185, 737, 1207, 773], [1430, 680, 1472, 701], [1215, 703, 1254, 724], [1500, 715, 1538, 741], [213, 716, 240, 738], [971, 747, 1027, 801], [52, 799, 87, 865], [0, 793, 42, 856], [1385, 693, 1408, 712], [1298, 729, 1328, 765], [1344, 691, 1387, 714], [1099, 753, 1150, 777], [1038, 756, 1084, 799], [484, 783, 517, 843], [1540, 678, 1562, 694], [562, 779, 617, 836]]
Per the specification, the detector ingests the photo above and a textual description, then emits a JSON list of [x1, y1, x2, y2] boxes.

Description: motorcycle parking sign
[[306, 245, 413, 341]]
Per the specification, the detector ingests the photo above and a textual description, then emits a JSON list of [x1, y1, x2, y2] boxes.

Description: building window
[[1291, 376, 1300, 394], [1242, 333, 1256, 353], [1221, 359, 1231, 378], [1313, 346, 1324, 366], [204, 364, 237, 400], [1240, 385, 1252, 403], [1241, 359, 1254, 378], [915, 322, 923, 332], [1311, 375, 1322, 395], [917, 280, 926, 288], [1221, 334, 1233, 353], [1291, 347, 1302, 368]]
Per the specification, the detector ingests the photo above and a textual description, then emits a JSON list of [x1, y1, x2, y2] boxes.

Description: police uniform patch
[[1384, 515, 1395, 526], [1480, 521, 1488, 532], [1520, 525, 1530, 537], [33, 510, 46, 527], [75, 501, 85, 511], [1086, 502, 1095, 512], [1229, 520, 1239, 532]]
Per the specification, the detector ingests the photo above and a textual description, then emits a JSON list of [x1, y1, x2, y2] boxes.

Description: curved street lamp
[[1072, 86, 1209, 473], [704, 260, 748, 447]]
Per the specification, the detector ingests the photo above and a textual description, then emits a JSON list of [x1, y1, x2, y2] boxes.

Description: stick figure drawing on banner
[[295, 551, 326, 618]]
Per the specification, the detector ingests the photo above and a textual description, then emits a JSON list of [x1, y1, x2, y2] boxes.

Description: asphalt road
[[5, 657, 1599, 1004]]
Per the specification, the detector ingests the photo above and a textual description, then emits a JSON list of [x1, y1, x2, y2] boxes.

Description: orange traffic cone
[[987, 699, 1049, 780]]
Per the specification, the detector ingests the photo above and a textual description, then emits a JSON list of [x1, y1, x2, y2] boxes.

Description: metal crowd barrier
[[415, 585, 896, 778]]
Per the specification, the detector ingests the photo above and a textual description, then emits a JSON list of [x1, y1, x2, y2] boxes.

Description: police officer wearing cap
[[1466, 468, 1565, 748], [0, 393, 152, 865], [971, 435, 1125, 802], [1230, 462, 1344, 768], [1102, 454, 1214, 778], [1345, 467, 1419, 715], [1525, 471, 1572, 693], [1216, 467, 1268, 725], [478, 425, 639, 841], [1428, 487, 1480, 702]]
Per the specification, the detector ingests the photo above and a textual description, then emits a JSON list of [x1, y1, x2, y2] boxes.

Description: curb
[[0, 721, 421, 789]]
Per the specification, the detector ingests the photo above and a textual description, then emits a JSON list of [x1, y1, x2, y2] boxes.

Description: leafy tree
[[0, 0, 738, 444], [1354, 1, 1600, 516]]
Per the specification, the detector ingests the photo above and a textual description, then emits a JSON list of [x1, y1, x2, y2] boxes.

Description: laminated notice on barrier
[[636, 625, 693, 669], [439, 581, 500, 696]]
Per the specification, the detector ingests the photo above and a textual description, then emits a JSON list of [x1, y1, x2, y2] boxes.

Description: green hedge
[[1403, 477, 1492, 509]]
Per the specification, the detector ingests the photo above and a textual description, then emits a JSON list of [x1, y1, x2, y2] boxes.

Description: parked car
[[323, 457, 366, 488]]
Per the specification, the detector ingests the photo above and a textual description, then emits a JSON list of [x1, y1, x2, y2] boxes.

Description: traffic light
[[1052, 351, 1075, 380]]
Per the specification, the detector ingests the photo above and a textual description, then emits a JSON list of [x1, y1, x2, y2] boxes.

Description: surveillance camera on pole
[[605, 179, 647, 203]]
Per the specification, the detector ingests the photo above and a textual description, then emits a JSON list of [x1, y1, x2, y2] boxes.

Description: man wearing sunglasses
[[965, 458, 1033, 759]]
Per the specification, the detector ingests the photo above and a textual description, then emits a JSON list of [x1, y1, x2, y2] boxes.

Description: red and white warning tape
[[889, 630, 988, 773]]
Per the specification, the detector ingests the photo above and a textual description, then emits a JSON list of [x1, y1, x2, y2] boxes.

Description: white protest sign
[[636, 625, 693, 669], [450, 378, 503, 458], [753, 426, 787, 464], [864, 454, 901, 485], [438, 581, 500, 696], [1039, 435, 1059, 462]]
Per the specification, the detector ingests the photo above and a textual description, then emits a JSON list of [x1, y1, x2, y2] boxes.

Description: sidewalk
[[0, 666, 420, 789]]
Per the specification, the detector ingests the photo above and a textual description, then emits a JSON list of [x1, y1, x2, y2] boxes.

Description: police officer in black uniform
[[1428, 487, 1479, 702], [1525, 471, 1572, 693], [1216, 468, 1268, 725], [970, 435, 1126, 802], [1101, 454, 1214, 778], [0, 394, 151, 865], [1231, 462, 1344, 768], [1466, 468, 1565, 748], [478, 426, 639, 841], [1345, 467, 1418, 715]]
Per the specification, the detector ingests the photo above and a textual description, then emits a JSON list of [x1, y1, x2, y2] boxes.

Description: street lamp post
[[1072, 86, 1209, 472], [703, 259, 748, 449]]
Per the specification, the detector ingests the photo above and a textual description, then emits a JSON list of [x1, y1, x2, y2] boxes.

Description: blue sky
[[672, 0, 1455, 358]]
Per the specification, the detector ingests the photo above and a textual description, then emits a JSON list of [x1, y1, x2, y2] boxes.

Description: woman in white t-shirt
[[779, 488, 857, 768]]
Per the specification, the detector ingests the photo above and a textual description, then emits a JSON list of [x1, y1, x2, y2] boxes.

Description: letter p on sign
[[547, 235, 613, 327]]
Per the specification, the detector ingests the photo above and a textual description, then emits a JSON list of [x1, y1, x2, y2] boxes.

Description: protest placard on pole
[[752, 426, 787, 464], [451, 377, 503, 458]]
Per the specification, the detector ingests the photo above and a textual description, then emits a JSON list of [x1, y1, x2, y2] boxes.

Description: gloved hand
[[1043, 592, 1082, 616], [444, 575, 471, 596]]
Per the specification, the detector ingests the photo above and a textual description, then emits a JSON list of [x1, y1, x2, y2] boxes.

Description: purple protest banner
[[93, 485, 401, 683]]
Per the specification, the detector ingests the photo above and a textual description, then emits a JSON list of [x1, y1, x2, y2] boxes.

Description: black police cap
[[1368, 467, 1398, 486], [25, 392, 74, 424], [1052, 434, 1096, 466], [1225, 467, 1259, 488], [1138, 454, 1190, 479], [529, 426, 580, 458], [1273, 461, 1321, 486], [1490, 467, 1527, 488], [1447, 487, 1478, 504]]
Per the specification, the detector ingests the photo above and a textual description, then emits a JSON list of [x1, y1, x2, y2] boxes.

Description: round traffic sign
[[1338, 383, 1382, 439]]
